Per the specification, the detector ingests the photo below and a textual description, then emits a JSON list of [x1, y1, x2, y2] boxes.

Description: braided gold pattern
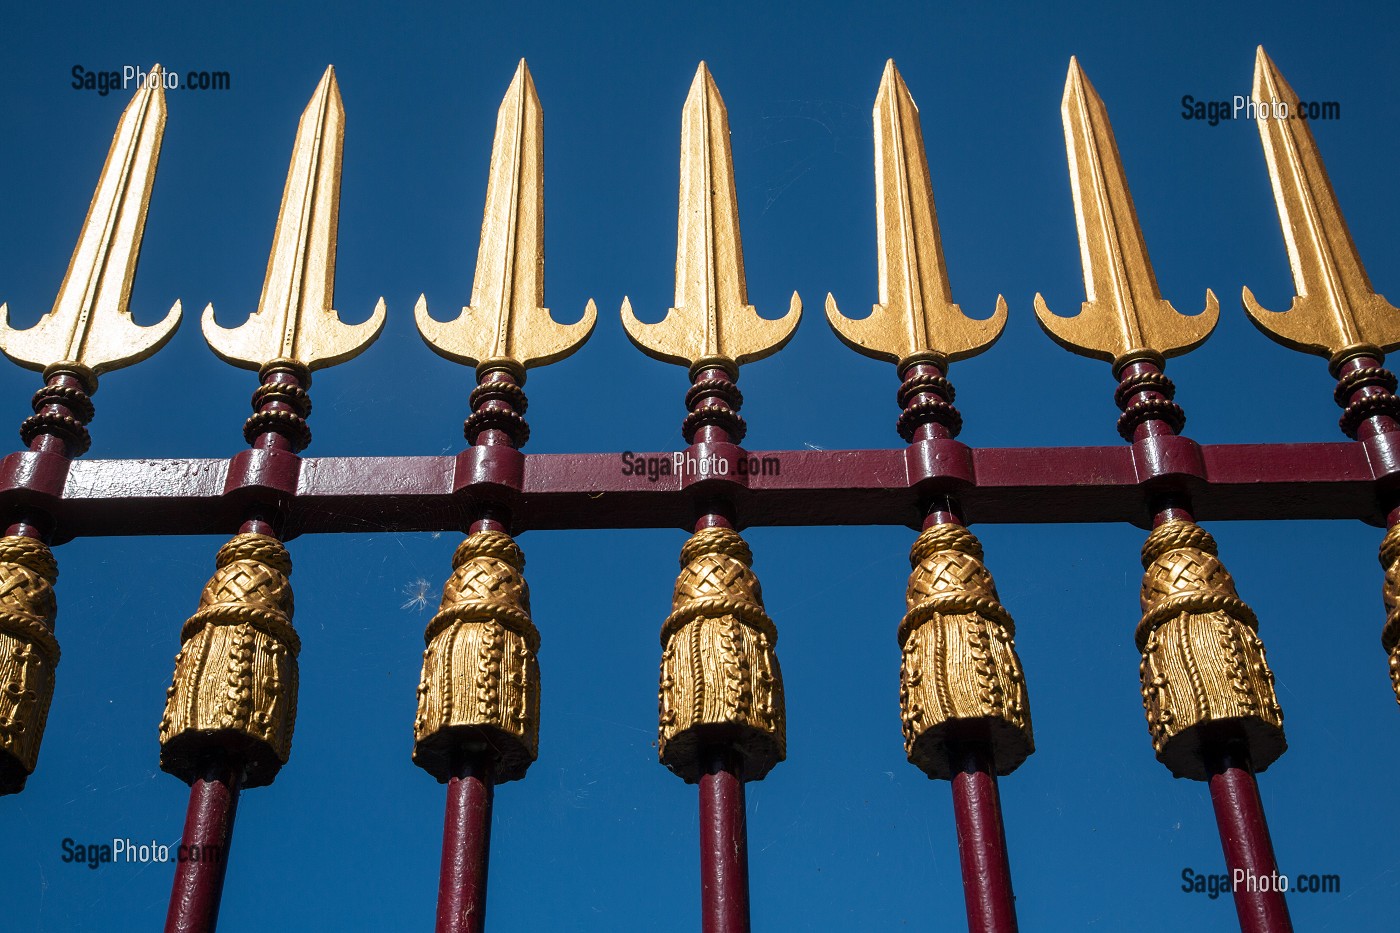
[[159, 533, 299, 788], [1137, 520, 1284, 780], [898, 523, 1033, 780], [1377, 524, 1400, 704], [0, 535, 60, 794], [413, 530, 540, 783], [658, 526, 785, 783]]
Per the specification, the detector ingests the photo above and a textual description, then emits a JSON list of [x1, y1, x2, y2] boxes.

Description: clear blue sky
[[2, 1, 1397, 930]]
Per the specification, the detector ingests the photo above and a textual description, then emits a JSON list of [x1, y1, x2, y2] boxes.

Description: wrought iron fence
[[2, 49, 1391, 933]]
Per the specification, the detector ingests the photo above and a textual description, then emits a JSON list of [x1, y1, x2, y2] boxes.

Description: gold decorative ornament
[[0, 537, 60, 794], [159, 534, 300, 788], [826, 64, 1032, 781], [1033, 58, 1218, 370], [898, 524, 1032, 779], [416, 60, 596, 374], [0, 69, 183, 795], [1037, 60, 1286, 779], [622, 63, 801, 370], [0, 63, 181, 376], [414, 531, 540, 783], [1378, 525, 1400, 704], [1137, 521, 1284, 780], [658, 527, 784, 783], [202, 66, 386, 372], [1242, 47, 1400, 368], [826, 60, 1006, 365], [410, 62, 602, 781]]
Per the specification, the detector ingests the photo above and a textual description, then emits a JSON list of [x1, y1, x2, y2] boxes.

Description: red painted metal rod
[[699, 748, 750, 933], [31, 438, 1387, 539], [165, 754, 241, 933], [949, 742, 1019, 933], [436, 753, 495, 933], [1206, 745, 1293, 933]]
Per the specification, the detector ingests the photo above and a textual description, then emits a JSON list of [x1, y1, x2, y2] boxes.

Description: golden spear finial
[[826, 60, 1005, 365], [1243, 46, 1400, 364], [1034, 57, 1217, 368], [416, 59, 595, 372], [0, 64, 181, 375], [622, 62, 801, 370], [202, 66, 385, 371]]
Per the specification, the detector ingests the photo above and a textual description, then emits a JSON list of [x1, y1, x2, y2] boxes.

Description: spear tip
[[687, 61, 722, 104], [1062, 55, 1099, 111], [309, 65, 342, 110], [1251, 44, 1299, 108], [503, 56, 541, 112], [875, 58, 911, 109]]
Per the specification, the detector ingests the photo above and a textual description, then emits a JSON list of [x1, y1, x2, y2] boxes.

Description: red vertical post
[[436, 753, 495, 933], [427, 363, 528, 931], [1120, 356, 1290, 933], [162, 360, 310, 931], [901, 357, 1024, 933], [699, 748, 750, 933], [949, 743, 1019, 933], [164, 755, 241, 933], [0, 364, 95, 795], [670, 362, 771, 933], [1332, 354, 1400, 711], [1206, 746, 1293, 933]]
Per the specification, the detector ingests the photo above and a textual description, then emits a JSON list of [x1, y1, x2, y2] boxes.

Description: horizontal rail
[[0, 438, 1381, 540]]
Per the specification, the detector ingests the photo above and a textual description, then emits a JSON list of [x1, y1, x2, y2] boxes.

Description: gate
[[2, 48, 1388, 933]]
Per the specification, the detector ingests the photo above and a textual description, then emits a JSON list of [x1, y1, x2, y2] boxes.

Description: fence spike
[[416, 59, 595, 374], [622, 63, 801, 371], [1034, 57, 1217, 369], [1245, 50, 1400, 712], [0, 65, 182, 795], [160, 65, 383, 930], [826, 60, 1005, 366], [202, 66, 385, 371], [1243, 46, 1400, 366], [0, 64, 181, 376], [1036, 56, 1291, 927]]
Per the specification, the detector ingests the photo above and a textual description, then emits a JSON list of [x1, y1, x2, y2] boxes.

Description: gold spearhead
[[416, 59, 595, 371], [0, 64, 181, 375], [826, 60, 1006, 365], [1034, 58, 1217, 367], [622, 63, 801, 370], [203, 66, 385, 371], [1243, 47, 1400, 362]]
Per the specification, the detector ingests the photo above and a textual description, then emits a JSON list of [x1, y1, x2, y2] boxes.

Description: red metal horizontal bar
[[11, 440, 1379, 540]]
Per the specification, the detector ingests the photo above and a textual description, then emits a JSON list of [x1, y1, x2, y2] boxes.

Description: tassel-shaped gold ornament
[[1137, 521, 1285, 779], [413, 530, 540, 783], [0, 536, 60, 793], [159, 533, 300, 787], [898, 524, 1033, 779], [658, 527, 785, 783]]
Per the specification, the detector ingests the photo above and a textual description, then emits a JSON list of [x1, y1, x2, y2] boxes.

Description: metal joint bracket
[[904, 438, 977, 497]]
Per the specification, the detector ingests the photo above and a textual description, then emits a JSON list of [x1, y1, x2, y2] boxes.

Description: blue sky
[[2, 1, 1398, 930]]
